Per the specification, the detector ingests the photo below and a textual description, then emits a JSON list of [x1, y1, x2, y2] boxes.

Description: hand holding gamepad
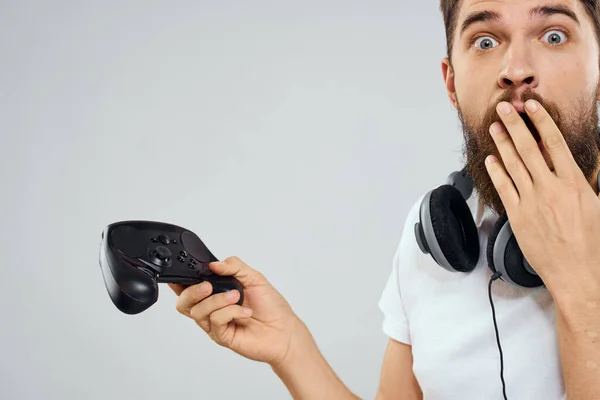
[[99, 220, 244, 314], [168, 256, 308, 367], [99, 220, 310, 369]]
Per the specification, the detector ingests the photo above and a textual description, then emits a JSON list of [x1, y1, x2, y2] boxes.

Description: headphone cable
[[489, 271, 508, 400]]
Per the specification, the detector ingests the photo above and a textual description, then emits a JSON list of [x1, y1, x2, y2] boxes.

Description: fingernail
[[198, 281, 210, 293], [486, 155, 497, 164], [525, 99, 537, 112], [490, 122, 502, 134], [226, 290, 238, 300], [498, 102, 511, 115]]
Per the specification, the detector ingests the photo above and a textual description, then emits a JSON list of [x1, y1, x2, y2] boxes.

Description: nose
[[497, 43, 538, 90]]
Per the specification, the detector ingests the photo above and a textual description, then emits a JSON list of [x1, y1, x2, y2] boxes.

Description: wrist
[[270, 318, 360, 400], [550, 275, 600, 327], [270, 317, 318, 374]]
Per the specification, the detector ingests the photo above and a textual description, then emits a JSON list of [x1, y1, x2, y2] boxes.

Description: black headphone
[[413, 166, 600, 399], [413, 167, 546, 288]]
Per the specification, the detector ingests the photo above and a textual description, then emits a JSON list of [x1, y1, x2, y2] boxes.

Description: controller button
[[180, 250, 188, 257], [151, 237, 158, 243], [190, 258, 197, 264], [188, 263, 195, 269], [172, 239, 178, 244], [181, 231, 211, 262], [158, 234, 171, 245], [177, 256, 185, 263]]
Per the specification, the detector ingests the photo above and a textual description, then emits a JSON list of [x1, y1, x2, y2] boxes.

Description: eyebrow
[[459, 4, 581, 36]]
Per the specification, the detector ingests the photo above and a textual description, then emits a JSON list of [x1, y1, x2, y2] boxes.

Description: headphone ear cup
[[414, 184, 480, 273], [485, 214, 505, 275], [486, 214, 544, 288]]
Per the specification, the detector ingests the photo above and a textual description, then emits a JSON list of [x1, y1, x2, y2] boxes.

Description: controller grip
[[100, 244, 158, 314], [207, 275, 244, 306]]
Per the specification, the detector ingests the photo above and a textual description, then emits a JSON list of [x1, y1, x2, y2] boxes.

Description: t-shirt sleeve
[[377, 196, 423, 345], [378, 244, 411, 344]]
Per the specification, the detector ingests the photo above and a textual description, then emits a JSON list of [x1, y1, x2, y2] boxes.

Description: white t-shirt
[[378, 191, 565, 399]]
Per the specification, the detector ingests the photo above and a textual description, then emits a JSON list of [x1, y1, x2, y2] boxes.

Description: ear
[[442, 57, 458, 109]]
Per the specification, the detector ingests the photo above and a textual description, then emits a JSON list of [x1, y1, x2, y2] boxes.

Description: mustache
[[458, 86, 600, 216], [477, 88, 559, 144]]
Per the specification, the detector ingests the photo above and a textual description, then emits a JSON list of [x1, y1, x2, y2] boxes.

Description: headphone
[[413, 167, 547, 288], [413, 166, 600, 399]]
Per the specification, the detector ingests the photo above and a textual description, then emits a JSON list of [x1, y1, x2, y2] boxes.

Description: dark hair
[[439, 0, 600, 61]]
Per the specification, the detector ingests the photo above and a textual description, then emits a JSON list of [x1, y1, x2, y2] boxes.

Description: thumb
[[208, 256, 266, 287]]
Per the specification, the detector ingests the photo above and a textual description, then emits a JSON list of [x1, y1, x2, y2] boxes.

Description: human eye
[[542, 29, 568, 45], [471, 35, 499, 51]]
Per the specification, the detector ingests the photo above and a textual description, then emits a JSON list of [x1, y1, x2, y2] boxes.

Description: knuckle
[[189, 303, 206, 321], [517, 144, 536, 158], [191, 293, 228, 318], [209, 310, 221, 325], [543, 135, 564, 151], [508, 159, 523, 173], [199, 321, 210, 332], [226, 255, 241, 264], [189, 298, 209, 318], [189, 304, 200, 319], [175, 299, 187, 315], [494, 129, 510, 143], [505, 112, 521, 126], [498, 181, 512, 194], [247, 269, 266, 286], [253, 270, 265, 281], [534, 112, 548, 125]]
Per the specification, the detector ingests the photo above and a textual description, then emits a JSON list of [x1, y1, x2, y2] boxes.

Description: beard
[[459, 87, 600, 216]]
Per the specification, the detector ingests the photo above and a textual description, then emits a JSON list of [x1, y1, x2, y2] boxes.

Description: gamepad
[[99, 220, 244, 314]]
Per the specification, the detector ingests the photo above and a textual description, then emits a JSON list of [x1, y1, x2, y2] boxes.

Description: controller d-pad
[[158, 234, 171, 245]]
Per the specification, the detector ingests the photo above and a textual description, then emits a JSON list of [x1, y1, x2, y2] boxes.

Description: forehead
[[456, 0, 585, 27], [459, 0, 580, 12]]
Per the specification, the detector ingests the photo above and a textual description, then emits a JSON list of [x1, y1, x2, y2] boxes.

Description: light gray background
[[0, 1, 465, 399]]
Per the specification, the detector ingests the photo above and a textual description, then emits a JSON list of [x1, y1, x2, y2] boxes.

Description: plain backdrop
[[0, 1, 466, 399]]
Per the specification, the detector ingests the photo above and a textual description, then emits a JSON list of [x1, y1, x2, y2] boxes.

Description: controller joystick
[[149, 246, 172, 267], [98, 220, 244, 314]]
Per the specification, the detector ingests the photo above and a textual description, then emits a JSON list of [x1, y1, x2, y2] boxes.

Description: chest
[[402, 262, 565, 399]]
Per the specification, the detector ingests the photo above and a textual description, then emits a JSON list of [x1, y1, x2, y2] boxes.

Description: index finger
[[524, 99, 577, 179], [210, 256, 264, 287], [168, 283, 187, 296]]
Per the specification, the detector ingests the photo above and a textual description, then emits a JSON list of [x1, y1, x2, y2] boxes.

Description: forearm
[[271, 321, 361, 400], [554, 279, 600, 398]]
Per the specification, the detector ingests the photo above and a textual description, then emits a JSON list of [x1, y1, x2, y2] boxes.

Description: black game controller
[[99, 220, 244, 314]]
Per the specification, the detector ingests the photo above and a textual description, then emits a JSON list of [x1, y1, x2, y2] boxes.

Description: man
[[170, 1, 600, 398]]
